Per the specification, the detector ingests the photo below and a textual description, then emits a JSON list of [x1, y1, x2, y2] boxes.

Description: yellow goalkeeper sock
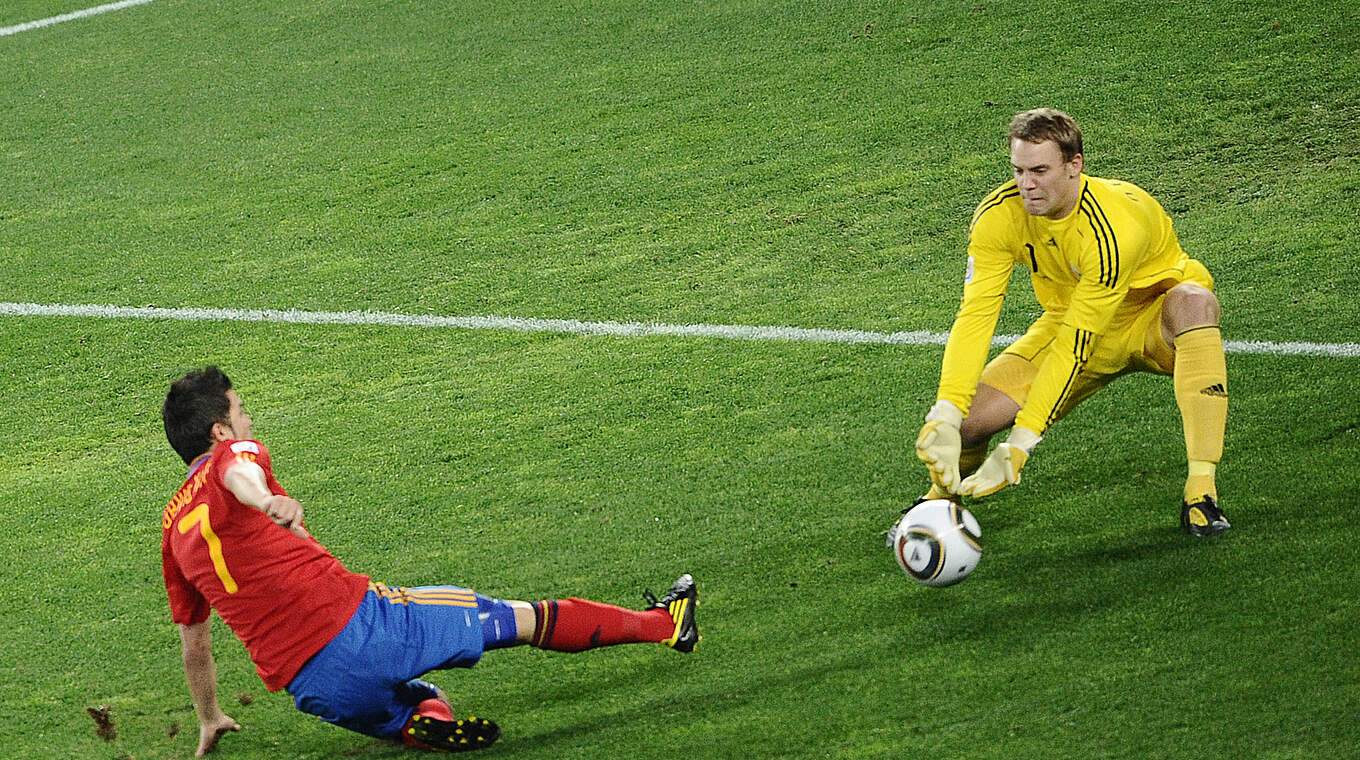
[[959, 441, 988, 480], [1173, 326, 1227, 502], [1185, 462, 1217, 503]]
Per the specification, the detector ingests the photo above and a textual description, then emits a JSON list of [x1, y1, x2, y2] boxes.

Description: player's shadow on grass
[[890, 525, 1234, 653], [489, 648, 864, 752]]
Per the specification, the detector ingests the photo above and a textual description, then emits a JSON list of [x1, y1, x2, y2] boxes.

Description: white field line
[[0, 0, 155, 38], [3, 302, 1357, 357]]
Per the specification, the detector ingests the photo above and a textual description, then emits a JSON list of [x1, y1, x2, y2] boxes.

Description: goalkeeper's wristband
[[925, 399, 963, 428], [1005, 426, 1042, 453]]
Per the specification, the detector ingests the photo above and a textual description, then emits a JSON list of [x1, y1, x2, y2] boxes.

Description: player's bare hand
[[195, 713, 240, 756], [261, 495, 306, 536]]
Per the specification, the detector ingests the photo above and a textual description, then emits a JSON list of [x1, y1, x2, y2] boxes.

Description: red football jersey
[[161, 439, 368, 691]]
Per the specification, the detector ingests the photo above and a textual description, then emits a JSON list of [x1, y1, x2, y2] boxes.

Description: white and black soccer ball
[[889, 499, 982, 587]]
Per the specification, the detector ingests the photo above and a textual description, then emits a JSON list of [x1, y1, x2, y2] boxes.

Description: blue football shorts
[[286, 582, 519, 740]]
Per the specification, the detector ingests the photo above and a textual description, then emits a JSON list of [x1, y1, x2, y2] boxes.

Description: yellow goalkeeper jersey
[[936, 174, 1209, 433]]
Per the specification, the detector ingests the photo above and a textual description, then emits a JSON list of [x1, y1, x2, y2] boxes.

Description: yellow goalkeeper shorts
[[980, 261, 1213, 423]]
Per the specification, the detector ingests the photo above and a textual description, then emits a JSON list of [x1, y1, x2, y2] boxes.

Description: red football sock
[[415, 698, 454, 721], [530, 598, 674, 652]]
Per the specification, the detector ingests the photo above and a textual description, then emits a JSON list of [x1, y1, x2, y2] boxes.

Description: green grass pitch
[[1, 0, 1357, 758]]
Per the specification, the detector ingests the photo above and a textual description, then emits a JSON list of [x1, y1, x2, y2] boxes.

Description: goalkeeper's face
[[1010, 138, 1082, 219]]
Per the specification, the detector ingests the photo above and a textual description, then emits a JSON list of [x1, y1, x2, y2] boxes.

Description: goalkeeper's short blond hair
[[1008, 108, 1083, 163]]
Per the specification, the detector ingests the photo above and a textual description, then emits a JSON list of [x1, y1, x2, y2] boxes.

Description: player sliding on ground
[[160, 367, 699, 756], [912, 108, 1231, 537]]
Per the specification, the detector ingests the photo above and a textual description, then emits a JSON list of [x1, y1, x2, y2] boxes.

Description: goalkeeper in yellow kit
[[914, 108, 1230, 536]]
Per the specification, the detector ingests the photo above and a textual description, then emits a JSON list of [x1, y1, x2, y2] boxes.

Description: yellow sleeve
[[936, 191, 1019, 415]]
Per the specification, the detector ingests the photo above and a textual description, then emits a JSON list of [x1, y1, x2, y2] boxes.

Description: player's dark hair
[[163, 366, 233, 464], [1008, 108, 1083, 163]]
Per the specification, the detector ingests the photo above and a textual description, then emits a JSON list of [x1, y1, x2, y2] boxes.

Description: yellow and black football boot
[[1181, 495, 1231, 537], [644, 574, 699, 653]]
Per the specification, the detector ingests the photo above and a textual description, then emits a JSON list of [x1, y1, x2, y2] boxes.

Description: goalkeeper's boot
[[405, 714, 500, 753], [885, 494, 961, 549], [1181, 495, 1231, 537], [644, 574, 699, 652]]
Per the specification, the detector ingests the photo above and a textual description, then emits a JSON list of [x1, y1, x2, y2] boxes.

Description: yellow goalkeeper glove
[[915, 400, 964, 492], [958, 426, 1042, 498]]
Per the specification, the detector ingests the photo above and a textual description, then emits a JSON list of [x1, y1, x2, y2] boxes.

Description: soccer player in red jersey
[[161, 367, 699, 756]]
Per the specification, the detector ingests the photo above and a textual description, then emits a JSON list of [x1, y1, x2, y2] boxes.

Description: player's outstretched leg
[[528, 575, 699, 653]]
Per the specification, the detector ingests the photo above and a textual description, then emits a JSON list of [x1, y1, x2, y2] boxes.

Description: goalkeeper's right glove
[[915, 400, 964, 492]]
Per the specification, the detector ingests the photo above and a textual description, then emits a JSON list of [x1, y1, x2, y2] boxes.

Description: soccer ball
[[889, 499, 982, 587]]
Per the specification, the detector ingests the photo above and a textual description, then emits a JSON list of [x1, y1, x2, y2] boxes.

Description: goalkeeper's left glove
[[958, 426, 1042, 498]]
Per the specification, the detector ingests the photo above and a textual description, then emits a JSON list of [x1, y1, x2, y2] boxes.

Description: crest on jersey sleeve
[[964, 256, 975, 285]]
